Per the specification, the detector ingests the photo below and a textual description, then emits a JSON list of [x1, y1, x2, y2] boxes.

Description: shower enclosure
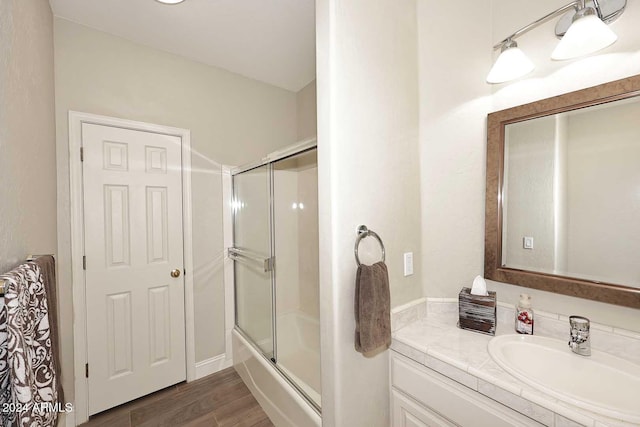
[[230, 141, 321, 423]]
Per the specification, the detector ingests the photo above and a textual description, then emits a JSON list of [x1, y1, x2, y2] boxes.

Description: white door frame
[[68, 111, 195, 425]]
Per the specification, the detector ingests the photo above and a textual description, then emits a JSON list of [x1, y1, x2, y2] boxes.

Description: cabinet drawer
[[391, 352, 543, 427]]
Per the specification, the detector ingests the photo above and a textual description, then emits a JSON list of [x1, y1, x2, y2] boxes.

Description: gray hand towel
[[355, 261, 391, 355]]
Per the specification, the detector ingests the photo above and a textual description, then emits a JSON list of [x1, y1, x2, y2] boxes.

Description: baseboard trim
[[62, 410, 75, 427], [195, 353, 233, 380]]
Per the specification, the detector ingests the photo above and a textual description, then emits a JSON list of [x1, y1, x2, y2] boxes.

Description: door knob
[[171, 269, 181, 278]]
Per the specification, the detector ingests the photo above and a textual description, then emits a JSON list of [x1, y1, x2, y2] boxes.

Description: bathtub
[[233, 311, 321, 427]]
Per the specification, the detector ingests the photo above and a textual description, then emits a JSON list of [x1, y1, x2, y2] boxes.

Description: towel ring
[[354, 225, 386, 266]]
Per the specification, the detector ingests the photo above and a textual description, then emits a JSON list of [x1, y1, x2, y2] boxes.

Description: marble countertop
[[391, 300, 640, 427]]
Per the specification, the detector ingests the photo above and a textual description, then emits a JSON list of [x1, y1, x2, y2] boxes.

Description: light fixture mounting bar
[[592, 0, 604, 19], [555, 0, 625, 37], [493, 0, 582, 50]]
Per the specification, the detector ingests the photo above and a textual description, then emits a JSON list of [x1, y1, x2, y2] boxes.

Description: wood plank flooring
[[80, 367, 274, 427]]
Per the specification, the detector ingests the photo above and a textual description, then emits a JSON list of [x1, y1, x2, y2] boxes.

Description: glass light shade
[[486, 46, 535, 84], [155, 0, 185, 4], [551, 14, 617, 60]]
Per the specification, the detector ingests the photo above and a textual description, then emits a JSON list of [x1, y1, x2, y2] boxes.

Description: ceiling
[[49, 0, 316, 92]]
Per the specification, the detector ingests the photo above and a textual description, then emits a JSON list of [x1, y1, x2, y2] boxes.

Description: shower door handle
[[228, 247, 275, 273]]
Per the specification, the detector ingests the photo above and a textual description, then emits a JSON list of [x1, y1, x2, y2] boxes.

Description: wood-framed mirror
[[485, 75, 640, 309]]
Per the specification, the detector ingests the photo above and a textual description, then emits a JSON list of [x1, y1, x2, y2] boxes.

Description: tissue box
[[458, 287, 496, 336]]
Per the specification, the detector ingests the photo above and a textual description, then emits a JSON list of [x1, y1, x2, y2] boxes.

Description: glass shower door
[[272, 149, 321, 408], [232, 165, 274, 358], [231, 145, 321, 411]]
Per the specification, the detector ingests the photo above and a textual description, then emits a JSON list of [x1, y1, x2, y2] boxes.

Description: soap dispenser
[[515, 294, 534, 335]]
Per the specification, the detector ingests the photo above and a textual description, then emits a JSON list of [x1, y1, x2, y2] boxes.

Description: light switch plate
[[404, 252, 414, 276], [523, 236, 534, 249]]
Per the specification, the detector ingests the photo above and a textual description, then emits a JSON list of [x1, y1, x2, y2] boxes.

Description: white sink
[[488, 334, 640, 423]]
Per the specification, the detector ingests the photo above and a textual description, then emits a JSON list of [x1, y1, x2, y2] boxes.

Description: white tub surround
[[276, 311, 322, 406], [391, 299, 640, 427], [232, 330, 321, 427]]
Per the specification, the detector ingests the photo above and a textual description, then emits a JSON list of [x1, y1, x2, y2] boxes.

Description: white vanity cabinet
[[390, 352, 543, 427]]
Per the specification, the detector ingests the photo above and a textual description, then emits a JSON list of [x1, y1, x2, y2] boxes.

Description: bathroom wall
[[418, 0, 493, 298], [54, 18, 298, 407], [316, 0, 421, 424], [418, 0, 640, 330], [0, 0, 56, 273], [297, 80, 317, 140]]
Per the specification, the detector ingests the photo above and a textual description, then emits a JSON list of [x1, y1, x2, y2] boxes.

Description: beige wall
[[297, 80, 318, 140], [418, 0, 493, 299], [0, 0, 56, 273], [317, 0, 421, 424], [54, 18, 298, 407]]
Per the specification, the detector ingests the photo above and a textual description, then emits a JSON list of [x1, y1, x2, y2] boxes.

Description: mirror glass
[[501, 96, 640, 288]]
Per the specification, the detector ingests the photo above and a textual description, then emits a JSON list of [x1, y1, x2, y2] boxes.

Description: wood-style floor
[[80, 367, 274, 427]]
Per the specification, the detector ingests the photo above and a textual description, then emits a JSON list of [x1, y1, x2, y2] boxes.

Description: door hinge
[[83, 256, 86, 270], [80, 147, 84, 162], [85, 363, 89, 378]]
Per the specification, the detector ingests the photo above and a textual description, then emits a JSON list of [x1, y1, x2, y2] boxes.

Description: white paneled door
[[82, 123, 186, 415]]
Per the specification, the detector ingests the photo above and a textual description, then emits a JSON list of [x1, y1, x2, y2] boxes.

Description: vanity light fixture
[[487, 0, 625, 84], [155, 0, 186, 4]]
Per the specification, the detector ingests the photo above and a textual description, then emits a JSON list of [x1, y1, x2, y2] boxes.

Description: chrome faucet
[[568, 315, 591, 356]]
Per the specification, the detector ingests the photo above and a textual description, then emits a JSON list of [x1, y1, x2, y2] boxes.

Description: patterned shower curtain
[[0, 262, 59, 427]]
